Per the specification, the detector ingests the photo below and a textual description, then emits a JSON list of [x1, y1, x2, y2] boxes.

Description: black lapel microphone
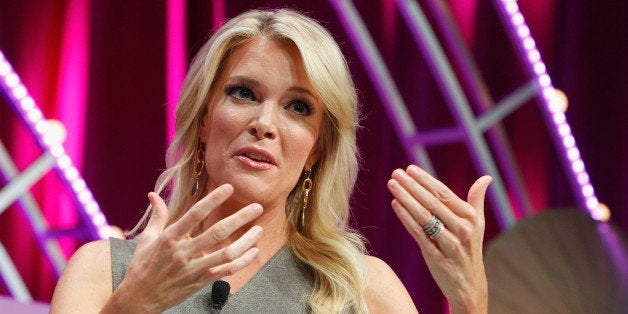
[[211, 280, 231, 312]]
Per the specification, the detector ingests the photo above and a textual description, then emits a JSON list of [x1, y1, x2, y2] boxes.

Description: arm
[[50, 240, 113, 313], [364, 256, 418, 313], [387, 165, 491, 314]]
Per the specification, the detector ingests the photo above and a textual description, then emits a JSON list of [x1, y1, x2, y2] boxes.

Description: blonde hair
[[131, 9, 367, 313]]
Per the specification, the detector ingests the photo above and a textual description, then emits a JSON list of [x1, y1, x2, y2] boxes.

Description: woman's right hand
[[102, 183, 263, 313]]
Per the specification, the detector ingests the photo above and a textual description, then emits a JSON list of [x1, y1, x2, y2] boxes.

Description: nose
[[247, 101, 277, 140]]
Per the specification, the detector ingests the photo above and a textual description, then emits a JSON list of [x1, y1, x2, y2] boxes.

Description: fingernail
[[147, 192, 158, 203], [406, 164, 420, 175], [251, 225, 263, 235], [387, 179, 398, 189], [218, 183, 233, 193], [390, 199, 399, 209], [392, 169, 404, 177], [248, 203, 263, 215]]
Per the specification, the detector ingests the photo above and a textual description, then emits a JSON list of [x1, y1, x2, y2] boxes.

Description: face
[[200, 38, 324, 210]]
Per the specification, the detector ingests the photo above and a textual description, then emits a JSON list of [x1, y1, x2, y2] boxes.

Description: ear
[[304, 144, 320, 171], [199, 109, 210, 142]]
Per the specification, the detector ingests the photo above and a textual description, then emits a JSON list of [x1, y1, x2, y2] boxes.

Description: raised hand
[[387, 165, 492, 314], [103, 184, 263, 313]]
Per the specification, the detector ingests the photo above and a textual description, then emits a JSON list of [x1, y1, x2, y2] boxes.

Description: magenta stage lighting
[[0, 49, 114, 239], [496, 0, 603, 220]]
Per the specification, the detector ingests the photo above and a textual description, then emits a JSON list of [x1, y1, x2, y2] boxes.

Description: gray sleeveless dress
[[110, 238, 315, 313]]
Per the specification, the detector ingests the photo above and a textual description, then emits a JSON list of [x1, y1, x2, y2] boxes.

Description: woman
[[51, 9, 490, 313]]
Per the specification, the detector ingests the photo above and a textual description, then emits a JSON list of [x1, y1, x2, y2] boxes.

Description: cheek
[[283, 125, 318, 163], [204, 107, 241, 164], [208, 107, 241, 138]]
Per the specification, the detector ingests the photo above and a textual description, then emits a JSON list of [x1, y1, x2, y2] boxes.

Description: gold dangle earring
[[301, 170, 312, 229], [191, 142, 205, 196]]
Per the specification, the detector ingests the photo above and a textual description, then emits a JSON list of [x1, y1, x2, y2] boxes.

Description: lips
[[242, 151, 272, 163], [234, 147, 277, 167]]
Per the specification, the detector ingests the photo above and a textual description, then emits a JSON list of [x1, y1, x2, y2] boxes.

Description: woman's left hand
[[387, 164, 492, 313]]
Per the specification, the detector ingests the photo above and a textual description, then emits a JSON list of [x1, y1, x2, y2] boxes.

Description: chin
[[208, 167, 296, 207], [223, 174, 272, 203]]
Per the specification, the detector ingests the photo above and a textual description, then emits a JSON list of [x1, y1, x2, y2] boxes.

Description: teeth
[[244, 152, 270, 163]]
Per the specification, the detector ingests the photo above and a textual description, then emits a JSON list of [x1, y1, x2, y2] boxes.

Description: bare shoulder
[[50, 239, 113, 313], [364, 255, 418, 313]]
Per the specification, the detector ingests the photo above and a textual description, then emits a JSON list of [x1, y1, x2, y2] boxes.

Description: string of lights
[[497, 0, 607, 221], [0, 49, 113, 239]]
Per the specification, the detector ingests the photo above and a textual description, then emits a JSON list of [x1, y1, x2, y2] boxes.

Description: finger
[[405, 165, 474, 218], [387, 178, 432, 225], [467, 175, 492, 225], [167, 184, 234, 237], [196, 225, 263, 268], [143, 192, 169, 238], [179, 246, 260, 294], [390, 198, 425, 240], [393, 197, 467, 274], [191, 203, 263, 251], [390, 169, 458, 225], [200, 247, 260, 279], [392, 198, 458, 254], [391, 199, 443, 258]]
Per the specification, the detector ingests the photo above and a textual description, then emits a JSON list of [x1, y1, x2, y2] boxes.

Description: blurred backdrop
[[0, 0, 626, 312]]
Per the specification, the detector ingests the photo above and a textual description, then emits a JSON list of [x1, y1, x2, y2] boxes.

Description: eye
[[227, 86, 256, 101], [286, 100, 313, 116]]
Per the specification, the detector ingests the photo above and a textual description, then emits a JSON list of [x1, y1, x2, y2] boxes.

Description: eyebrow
[[227, 75, 260, 87], [227, 75, 317, 99]]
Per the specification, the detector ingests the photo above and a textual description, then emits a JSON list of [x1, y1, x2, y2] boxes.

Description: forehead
[[220, 38, 315, 90]]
